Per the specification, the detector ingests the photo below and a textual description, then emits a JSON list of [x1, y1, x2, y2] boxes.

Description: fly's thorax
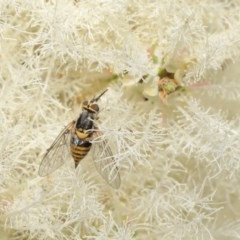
[[76, 111, 95, 130]]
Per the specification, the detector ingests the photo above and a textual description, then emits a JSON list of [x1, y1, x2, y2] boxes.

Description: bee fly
[[39, 89, 121, 189]]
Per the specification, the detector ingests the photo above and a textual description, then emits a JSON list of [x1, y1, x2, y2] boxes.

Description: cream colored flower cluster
[[1, 0, 240, 239]]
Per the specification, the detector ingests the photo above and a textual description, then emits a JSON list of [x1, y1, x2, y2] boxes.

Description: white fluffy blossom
[[1, 0, 240, 239]]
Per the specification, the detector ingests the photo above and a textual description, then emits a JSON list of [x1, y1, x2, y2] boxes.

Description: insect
[[39, 89, 121, 189]]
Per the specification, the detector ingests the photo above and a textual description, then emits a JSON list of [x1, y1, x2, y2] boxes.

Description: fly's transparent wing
[[92, 131, 121, 189], [38, 121, 75, 177]]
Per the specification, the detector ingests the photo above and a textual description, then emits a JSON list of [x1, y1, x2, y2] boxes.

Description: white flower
[[1, 0, 240, 239]]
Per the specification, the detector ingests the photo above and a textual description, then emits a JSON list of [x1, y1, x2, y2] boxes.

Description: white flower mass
[[1, 0, 240, 239]]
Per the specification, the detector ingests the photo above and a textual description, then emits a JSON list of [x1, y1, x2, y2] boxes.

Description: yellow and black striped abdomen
[[70, 136, 92, 168]]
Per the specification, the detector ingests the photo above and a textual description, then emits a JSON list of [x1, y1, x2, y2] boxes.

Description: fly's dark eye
[[90, 103, 99, 112], [82, 100, 88, 108]]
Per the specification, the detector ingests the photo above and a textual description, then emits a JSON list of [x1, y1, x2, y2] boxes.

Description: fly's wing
[[38, 121, 75, 177], [92, 131, 121, 189]]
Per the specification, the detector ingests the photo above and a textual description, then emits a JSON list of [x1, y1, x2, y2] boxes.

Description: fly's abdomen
[[70, 136, 92, 168]]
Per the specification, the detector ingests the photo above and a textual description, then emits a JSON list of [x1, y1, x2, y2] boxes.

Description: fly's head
[[82, 100, 100, 114], [82, 89, 108, 115]]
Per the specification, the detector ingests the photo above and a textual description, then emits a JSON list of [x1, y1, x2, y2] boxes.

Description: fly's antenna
[[91, 89, 108, 102]]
